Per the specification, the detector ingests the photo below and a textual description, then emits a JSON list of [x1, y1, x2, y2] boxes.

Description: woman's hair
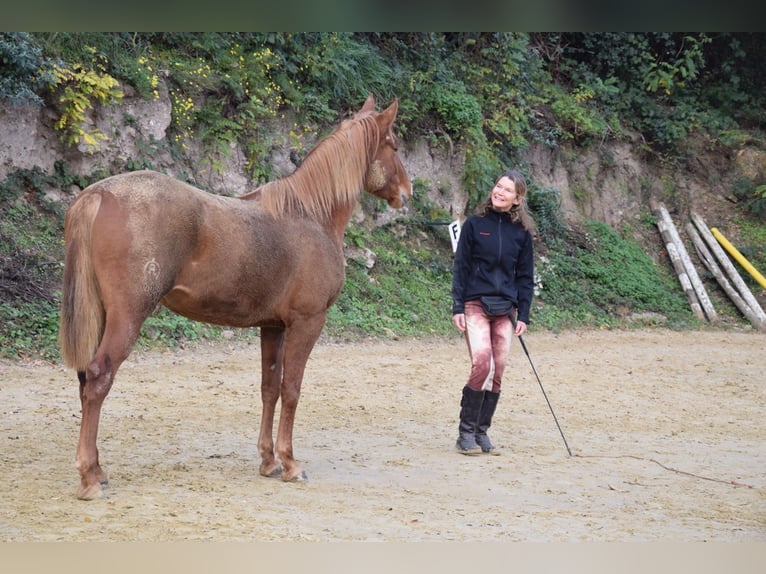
[[477, 169, 536, 232]]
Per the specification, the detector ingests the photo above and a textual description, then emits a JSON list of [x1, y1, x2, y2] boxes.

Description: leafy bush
[[34, 33, 158, 99], [47, 61, 123, 151], [462, 33, 545, 154], [541, 32, 751, 154], [547, 79, 621, 144], [733, 177, 766, 218], [292, 33, 396, 114], [461, 126, 503, 210], [0, 32, 52, 105], [429, 81, 482, 137], [528, 186, 566, 239], [0, 300, 60, 360]]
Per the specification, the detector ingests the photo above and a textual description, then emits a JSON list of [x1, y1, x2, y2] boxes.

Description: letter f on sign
[[449, 219, 461, 253]]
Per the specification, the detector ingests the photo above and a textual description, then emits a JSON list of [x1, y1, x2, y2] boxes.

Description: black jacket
[[451, 208, 535, 323]]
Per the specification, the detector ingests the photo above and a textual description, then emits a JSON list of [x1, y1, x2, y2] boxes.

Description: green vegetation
[[534, 222, 694, 330], [1, 32, 764, 360], [0, 32, 53, 105], [327, 224, 455, 339], [733, 177, 766, 219], [4, 32, 763, 200], [735, 217, 766, 290]]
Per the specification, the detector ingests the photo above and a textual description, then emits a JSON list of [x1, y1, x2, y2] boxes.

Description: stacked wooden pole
[[651, 199, 765, 331], [650, 201, 715, 322], [689, 212, 766, 331]]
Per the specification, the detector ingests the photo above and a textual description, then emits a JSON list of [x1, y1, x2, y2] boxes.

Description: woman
[[451, 169, 536, 455]]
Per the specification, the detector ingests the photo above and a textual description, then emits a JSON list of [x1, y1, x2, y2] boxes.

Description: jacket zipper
[[495, 214, 503, 294]]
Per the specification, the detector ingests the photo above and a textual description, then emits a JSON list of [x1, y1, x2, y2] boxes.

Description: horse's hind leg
[[76, 362, 111, 500], [77, 370, 108, 484], [75, 310, 140, 500]]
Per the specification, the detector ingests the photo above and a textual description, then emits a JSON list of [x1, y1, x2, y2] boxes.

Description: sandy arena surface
[[1, 328, 764, 542]]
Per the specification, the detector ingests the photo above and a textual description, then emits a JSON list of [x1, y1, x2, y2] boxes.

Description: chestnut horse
[[59, 94, 411, 500]]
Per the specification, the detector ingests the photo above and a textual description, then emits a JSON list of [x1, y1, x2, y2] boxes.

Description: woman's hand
[[452, 313, 466, 332]]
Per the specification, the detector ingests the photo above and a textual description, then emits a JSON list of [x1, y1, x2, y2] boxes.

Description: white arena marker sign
[[448, 219, 461, 253]]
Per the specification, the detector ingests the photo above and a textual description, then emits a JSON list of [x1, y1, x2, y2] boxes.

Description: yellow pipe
[[711, 227, 766, 289]]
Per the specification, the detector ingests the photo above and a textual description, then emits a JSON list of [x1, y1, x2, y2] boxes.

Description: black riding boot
[[455, 386, 483, 455], [475, 390, 500, 455]]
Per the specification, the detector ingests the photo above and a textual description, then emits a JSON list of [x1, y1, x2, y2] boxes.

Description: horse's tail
[[59, 191, 105, 371]]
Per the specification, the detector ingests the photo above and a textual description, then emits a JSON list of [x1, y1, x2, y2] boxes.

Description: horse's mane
[[254, 114, 380, 221]]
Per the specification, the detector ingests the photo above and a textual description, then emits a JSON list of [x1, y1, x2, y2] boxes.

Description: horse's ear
[[377, 99, 399, 128], [360, 93, 376, 113]]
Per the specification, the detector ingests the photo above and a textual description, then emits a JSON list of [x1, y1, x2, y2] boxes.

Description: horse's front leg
[[275, 314, 327, 482], [258, 326, 285, 478]]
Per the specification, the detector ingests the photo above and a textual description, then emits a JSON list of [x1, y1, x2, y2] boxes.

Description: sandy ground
[[0, 328, 764, 542]]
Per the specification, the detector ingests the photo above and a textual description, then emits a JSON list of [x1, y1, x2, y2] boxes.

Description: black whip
[[510, 315, 572, 457]]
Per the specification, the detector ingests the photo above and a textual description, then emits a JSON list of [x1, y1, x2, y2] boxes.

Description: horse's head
[[357, 94, 412, 209]]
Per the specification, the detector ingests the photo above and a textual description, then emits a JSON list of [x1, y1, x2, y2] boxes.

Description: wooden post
[[686, 222, 766, 331], [650, 201, 711, 321], [690, 212, 766, 328], [651, 202, 705, 321], [711, 227, 766, 289]]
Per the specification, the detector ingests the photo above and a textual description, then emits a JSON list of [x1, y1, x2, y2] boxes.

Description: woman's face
[[490, 176, 521, 212]]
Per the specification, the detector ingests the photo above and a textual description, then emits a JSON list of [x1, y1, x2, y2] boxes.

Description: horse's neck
[[239, 186, 358, 246], [329, 201, 358, 245], [241, 121, 373, 243]]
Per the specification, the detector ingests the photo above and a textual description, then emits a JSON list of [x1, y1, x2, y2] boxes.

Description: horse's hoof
[[283, 470, 308, 482], [77, 482, 106, 501], [260, 465, 283, 479]]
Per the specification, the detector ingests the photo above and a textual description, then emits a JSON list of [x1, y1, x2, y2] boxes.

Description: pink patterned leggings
[[463, 299, 513, 393]]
